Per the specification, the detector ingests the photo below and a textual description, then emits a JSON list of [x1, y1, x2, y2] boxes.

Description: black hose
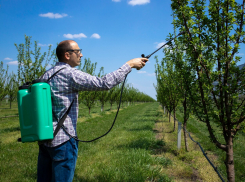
[[63, 74, 128, 142]]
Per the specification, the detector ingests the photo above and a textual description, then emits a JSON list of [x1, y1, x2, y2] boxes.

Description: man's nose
[[80, 53, 83, 57]]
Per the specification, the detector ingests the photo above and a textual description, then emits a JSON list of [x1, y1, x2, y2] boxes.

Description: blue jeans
[[37, 138, 78, 182]]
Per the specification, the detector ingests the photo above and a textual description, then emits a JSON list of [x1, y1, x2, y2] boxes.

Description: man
[[37, 40, 148, 182]]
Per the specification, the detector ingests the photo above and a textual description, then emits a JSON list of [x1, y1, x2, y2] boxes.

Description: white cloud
[[4, 57, 13, 60], [137, 71, 147, 74], [137, 70, 155, 77], [155, 42, 166, 49], [63, 33, 87, 39], [236, 53, 244, 56], [38, 43, 53, 47], [39, 12, 68, 19], [147, 73, 156, 77], [112, 0, 121, 2], [90, 33, 101, 39], [46, 64, 52, 69], [7, 61, 18, 65], [128, 0, 150, 6]]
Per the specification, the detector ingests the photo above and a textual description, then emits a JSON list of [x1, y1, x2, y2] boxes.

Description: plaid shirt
[[41, 61, 131, 147]]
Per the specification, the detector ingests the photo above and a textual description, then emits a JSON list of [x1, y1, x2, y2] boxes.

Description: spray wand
[[141, 31, 185, 60]]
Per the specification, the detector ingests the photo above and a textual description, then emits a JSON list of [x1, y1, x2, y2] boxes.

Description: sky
[[1, 0, 245, 100]]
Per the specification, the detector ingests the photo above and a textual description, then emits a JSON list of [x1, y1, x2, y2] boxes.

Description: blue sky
[[1, 0, 245, 100]]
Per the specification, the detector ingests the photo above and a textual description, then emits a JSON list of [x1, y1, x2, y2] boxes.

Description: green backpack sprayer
[[18, 80, 53, 142], [17, 32, 185, 143], [17, 68, 70, 142]]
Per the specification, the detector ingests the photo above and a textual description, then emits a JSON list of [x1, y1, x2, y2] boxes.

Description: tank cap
[[32, 79, 47, 84], [19, 82, 31, 90], [19, 84, 29, 90]]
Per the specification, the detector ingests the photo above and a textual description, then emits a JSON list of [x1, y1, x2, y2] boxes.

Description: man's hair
[[56, 40, 74, 61]]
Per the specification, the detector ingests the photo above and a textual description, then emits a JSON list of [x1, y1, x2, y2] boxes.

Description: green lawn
[[1, 101, 244, 181], [0, 102, 172, 182]]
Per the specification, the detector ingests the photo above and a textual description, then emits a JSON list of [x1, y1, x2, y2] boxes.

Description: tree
[[126, 84, 138, 105], [97, 71, 109, 112], [155, 28, 194, 150], [15, 35, 56, 85], [0, 62, 8, 105], [113, 84, 123, 108], [171, 0, 245, 181], [155, 50, 181, 132], [107, 86, 117, 110], [78, 58, 104, 114], [6, 72, 18, 109], [120, 80, 129, 108]]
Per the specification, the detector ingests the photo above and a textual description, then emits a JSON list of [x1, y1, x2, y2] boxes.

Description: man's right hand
[[126, 58, 148, 70]]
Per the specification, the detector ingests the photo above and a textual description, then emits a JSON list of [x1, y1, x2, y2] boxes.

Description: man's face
[[66, 41, 83, 67]]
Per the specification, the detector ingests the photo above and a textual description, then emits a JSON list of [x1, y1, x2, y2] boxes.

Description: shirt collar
[[55, 61, 72, 67]]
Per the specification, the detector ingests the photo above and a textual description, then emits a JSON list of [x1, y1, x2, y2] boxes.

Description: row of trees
[[155, 0, 245, 181], [1, 35, 155, 110]]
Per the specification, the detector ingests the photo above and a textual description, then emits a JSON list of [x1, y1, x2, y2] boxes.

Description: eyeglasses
[[66, 49, 82, 54]]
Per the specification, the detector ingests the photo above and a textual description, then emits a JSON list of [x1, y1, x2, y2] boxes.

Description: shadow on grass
[[132, 118, 155, 122], [140, 113, 156, 117], [73, 173, 172, 182], [1, 126, 20, 133], [73, 174, 115, 182], [116, 137, 166, 155], [24, 172, 37, 181], [127, 125, 153, 132], [105, 108, 112, 112]]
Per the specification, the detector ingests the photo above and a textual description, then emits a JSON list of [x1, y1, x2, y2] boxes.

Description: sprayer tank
[[17, 82, 54, 142]]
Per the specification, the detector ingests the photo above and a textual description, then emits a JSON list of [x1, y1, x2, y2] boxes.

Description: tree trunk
[[183, 97, 189, 152], [10, 101, 12, 109], [226, 136, 235, 182], [169, 112, 171, 122], [110, 103, 112, 110], [89, 107, 91, 115], [173, 108, 176, 131], [183, 121, 189, 152]]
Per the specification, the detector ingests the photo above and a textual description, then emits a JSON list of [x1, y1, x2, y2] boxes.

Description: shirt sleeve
[[70, 63, 132, 91]]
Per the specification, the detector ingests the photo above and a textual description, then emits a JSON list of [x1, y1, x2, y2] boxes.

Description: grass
[[74, 102, 172, 181], [175, 106, 245, 182], [154, 107, 222, 182], [1, 101, 244, 181], [0, 102, 173, 182]]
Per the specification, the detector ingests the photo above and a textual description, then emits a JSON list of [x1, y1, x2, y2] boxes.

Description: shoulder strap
[[47, 67, 66, 82], [46, 67, 75, 138], [53, 99, 75, 137]]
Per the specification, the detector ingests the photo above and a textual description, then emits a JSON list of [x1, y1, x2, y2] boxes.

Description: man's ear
[[64, 52, 70, 60]]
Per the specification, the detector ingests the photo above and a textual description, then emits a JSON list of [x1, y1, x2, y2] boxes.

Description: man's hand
[[126, 58, 148, 70]]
